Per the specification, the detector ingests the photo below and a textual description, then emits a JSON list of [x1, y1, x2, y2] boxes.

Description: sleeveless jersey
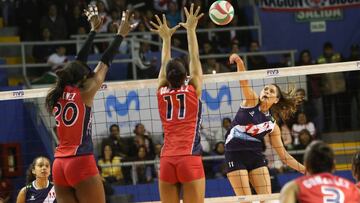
[[225, 104, 275, 151], [157, 85, 202, 156], [25, 181, 56, 203], [295, 173, 360, 203], [54, 85, 93, 157]]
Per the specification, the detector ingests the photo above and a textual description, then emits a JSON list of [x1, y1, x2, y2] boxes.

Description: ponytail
[[270, 84, 298, 122]]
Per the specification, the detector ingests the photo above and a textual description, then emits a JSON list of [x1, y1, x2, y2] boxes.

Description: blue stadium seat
[[0, 59, 8, 86]]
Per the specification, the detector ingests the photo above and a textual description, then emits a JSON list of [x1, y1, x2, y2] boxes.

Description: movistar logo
[[105, 91, 140, 117], [201, 85, 232, 110]]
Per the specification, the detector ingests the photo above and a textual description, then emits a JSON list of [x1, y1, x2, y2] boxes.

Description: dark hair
[[101, 144, 115, 162], [26, 156, 50, 185], [222, 117, 231, 123], [304, 141, 334, 174], [45, 61, 93, 113], [269, 84, 298, 121], [324, 41, 333, 49], [166, 58, 187, 88], [352, 151, 360, 181], [109, 124, 119, 132]]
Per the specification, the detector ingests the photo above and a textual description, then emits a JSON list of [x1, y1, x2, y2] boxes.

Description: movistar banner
[[91, 76, 305, 139], [260, 0, 360, 11]]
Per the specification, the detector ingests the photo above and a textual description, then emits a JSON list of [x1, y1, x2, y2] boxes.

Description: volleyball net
[[0, 61, 360, 202]]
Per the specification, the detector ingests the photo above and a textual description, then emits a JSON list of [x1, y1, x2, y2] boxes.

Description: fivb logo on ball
[[209, 0, 234, 26]]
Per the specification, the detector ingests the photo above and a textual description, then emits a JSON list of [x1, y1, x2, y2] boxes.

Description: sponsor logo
[[12, 90, 24, 98], [249, 111, 255, 117], [266, 69, 279, 76], [105, 91, 140, 117], [201, 85, 232, 110]]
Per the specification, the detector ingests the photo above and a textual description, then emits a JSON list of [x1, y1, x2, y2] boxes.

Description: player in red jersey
[[280, 141, 360, 203], [45, 5, 134, 203], [150, 4, 204, 203], [352, 151, 360, 191]]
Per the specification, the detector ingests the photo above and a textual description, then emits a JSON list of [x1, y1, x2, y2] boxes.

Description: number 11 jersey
[[54, 85, 93, 158], [157, 85, 202, 157]]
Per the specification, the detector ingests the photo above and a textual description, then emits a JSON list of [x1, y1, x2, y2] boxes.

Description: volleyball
[[209, 1, 234, 26]]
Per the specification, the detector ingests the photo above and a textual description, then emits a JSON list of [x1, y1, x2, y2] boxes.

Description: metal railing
[[99, 145, 360, 185]]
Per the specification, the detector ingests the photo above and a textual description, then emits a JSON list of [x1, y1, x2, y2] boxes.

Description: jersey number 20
[[164, 94, 185, 120], [54, 102, 79, 127]]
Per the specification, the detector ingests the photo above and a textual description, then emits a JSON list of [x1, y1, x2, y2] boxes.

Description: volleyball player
[[16, 157, 56, 203], [151, 4, 204, 203], [352, 151, 360, 190], [45, 5, 134, 203], [280, 141, 360, 203], [225, 53, 305, 196]]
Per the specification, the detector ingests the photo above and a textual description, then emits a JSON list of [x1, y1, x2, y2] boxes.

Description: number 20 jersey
[[157, 85, 202, 157], [54, 85, 93, 158], [295, 173, 360, 203]]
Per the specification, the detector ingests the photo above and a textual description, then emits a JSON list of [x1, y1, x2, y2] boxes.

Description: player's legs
[[182, 178, 205, 203], [159, 180, 181, 203], [74, 174, 105, 203], [227, 169, 252, 196], [248, 166, 271, 194], [54, 185, 78, 203]]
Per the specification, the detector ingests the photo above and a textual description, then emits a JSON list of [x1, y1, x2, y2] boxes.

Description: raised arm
[[180, 4, 204, 97], [270, 124, 306, 174], [229, 54, 258, 107], [150, 14, 180, 89], [82, 10, 133, 105]]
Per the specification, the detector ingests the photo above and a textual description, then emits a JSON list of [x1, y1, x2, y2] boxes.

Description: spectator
[[32, 28, 56, 63], [135, 42, 158, 79], [211, 142, 226, 178], [133, 123, 155, 158], [40, 4, 68, 40], [15, 0, 41, 41], [153, 0, 176, 12], [293, 129, 313, 163], [102, 124, 129, 157], [96, 0, 111, 33], [318, 42, 349, 132], [0, 168, 12, 203], [203, 58, 229, 74], [66, 4, 89, 36], [247, 40, 268, 70], [47, 45, 68, 71], [346, 44, 360, 129], [200, 125, 212, 154], [280, 122, 293, 149], [298, 49, 324, 134], [98, 144, 124, 184], [111, 0, 127, 13], [288, 88, 317, 128], [135, 146, 154, 184], [291, 112, 316, 146], [166, 1, 181, 27]]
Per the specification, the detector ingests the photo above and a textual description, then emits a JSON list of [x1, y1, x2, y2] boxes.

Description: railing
[[99, 146, 360, 185]]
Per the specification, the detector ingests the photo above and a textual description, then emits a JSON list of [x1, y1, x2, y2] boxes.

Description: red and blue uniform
[[295, 173, 360, 203], [157, 84, 204, 183], [52, 85, 98, 187]]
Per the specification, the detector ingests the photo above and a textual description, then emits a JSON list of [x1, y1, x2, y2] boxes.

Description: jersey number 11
[[164, 94, 185, 120]]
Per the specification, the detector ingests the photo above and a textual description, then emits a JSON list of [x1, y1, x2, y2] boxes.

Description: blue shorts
[[225, 150, 267, 173]]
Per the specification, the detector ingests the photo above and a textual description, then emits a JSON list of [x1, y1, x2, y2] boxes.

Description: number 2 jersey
[[157, 85, 202, 157], [295, 173, 360, 203], [54, 85, 93, 158]]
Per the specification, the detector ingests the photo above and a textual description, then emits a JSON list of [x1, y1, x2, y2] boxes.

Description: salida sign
[[260, 0, 360, 11]]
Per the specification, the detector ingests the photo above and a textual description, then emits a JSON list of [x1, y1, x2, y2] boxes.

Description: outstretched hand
[[229, 53, 243, 64], [150, 14, 180, 40], [113, 10, 137, 37], [84, 4, 103, 32], [179, 3, 204, 30]]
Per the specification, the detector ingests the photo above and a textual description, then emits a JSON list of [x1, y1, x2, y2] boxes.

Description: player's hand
[[84, 4, 103, 32], [229, 53, 243, 65], [179, 3, 204, 30], [150, 14, 180, 40], [113, 10, 137, 37]]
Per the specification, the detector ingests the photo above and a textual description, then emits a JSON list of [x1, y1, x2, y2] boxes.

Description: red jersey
[[357, 182, 360, 190], [53, 86, 93, 157], [295, 173, 360, 203], [157, 85, 202, 157]]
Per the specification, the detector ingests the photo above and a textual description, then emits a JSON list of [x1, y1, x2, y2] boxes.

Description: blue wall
[[258, 7, 360, 60]]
